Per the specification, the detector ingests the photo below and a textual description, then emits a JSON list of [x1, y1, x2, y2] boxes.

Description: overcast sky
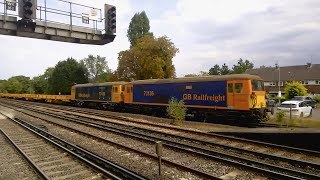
[[0, 0, 320, 80]]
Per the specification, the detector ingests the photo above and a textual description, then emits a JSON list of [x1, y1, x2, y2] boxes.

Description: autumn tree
[[80, 55, 112, 83], [48, 58, 88, 95], [117, 35, 178, 81], [127, 11, 153, 46], [232, 58, 254, 74], [285, 81, 308, 99], [209, 64, 221, 75]]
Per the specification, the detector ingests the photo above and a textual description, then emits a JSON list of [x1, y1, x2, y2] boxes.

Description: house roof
[[245, 63, 320, 81]]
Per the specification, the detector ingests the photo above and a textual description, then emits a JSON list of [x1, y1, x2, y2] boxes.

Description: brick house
[[245, 63, 320, 96]]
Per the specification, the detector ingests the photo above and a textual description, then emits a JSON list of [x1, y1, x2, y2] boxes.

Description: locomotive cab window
[[113, 87, 118, 93], [235, 83, 243, 93], [99, 87, 105, 91], [228, 83, 233, 93], [252, 80, 264, 91]]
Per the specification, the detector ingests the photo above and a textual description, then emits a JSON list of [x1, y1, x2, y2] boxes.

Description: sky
[[0, 0, 320, 79]]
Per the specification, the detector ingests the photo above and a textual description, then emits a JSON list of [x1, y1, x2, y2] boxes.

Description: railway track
[[0, 128, 42, 179], [0, 102, 229, 179], [0, 111, 146, 180], [3, 99, 318, 155], [1, 99, 320, 179], [256, 122, 302, 128]]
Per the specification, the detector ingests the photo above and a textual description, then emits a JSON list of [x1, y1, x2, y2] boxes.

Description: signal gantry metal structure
[[0, 0, 116, 45]]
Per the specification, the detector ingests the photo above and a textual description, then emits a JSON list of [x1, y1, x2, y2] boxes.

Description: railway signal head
[[18, 0, 37, 20], [105, 4, 116, 34]]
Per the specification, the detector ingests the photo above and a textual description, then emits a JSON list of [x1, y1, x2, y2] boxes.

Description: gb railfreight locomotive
[[0, 74, 268, 123]]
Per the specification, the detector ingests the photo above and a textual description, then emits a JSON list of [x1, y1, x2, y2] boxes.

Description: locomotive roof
[[74, 81, 127, 87], [131, 74, 263, 84]]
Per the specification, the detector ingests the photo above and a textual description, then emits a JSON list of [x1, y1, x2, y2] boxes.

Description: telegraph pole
[[275, 62, 281, 105]]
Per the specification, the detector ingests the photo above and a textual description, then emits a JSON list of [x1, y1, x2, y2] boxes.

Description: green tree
[[285, 81, 308, 99], [0, 80, 7, 93], [127, 11, 153, 46], [31, 75, 49, 94], [221, 63, 230, 75], [184, 74, 198, 77], [184, 71, 209, 77], [42, 67, 54, 93], [232, 58, 254, 74], [5, 76, 31, 93], [97, 72, 115, 82], [30, 68, 54, 94], [166, 97, 187, 125], [259, 65, 272, 68], [199, 71, 209, 76], [80, 55, 112, 83], [5, 79, 23, 93], [117, 35, 178, 81], [48, 58, 89, 95], [43, 67, 55, 81], [209, 64, 221, 75]]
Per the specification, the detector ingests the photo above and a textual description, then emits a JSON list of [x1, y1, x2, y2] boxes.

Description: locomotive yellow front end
[[249, 79, 268, 121]]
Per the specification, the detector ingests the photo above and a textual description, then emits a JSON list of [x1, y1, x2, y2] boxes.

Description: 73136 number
[[144, 91, 155, 96]]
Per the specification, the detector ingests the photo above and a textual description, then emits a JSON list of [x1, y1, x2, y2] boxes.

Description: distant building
[[245, 63, 320, 95]]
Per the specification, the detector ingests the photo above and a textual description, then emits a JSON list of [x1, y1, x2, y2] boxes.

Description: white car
[[277, 100, 312, 118]]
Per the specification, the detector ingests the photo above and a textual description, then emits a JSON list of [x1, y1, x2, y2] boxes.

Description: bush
[[166, 97, 187, 126], [285, 81, 308, 99], [313, 96, 320, 103], [274, 96, 286, 103], [276, 110, 286, 124]]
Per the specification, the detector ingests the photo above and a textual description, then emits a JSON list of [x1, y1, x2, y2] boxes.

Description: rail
[[0, 111, 147, 180], [0, 128, 50, 180], [3, 101, 318, 179]]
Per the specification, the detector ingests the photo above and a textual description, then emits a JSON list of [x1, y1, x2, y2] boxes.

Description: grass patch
[[268, 116, 320, 128]]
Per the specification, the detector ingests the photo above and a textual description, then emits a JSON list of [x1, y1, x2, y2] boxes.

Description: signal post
[[17, 0, 37, 32]]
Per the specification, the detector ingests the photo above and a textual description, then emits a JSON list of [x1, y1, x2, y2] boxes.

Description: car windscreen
[[267, 100, 275, 106], [291, 97, 303, 101], [280, 104, 297, 108]]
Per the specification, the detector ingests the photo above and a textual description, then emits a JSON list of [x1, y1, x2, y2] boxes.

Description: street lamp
[[275, 63, 281, 104]]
